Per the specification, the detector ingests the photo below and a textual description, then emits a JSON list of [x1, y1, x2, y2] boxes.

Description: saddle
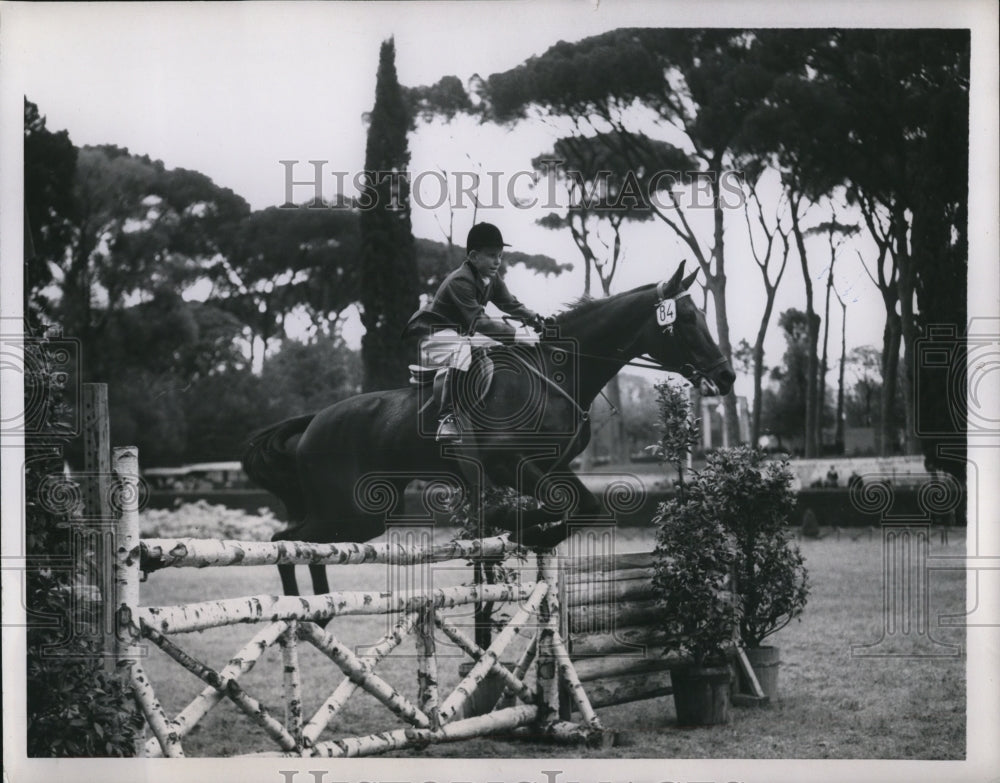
[[408, 352, 495, 417]]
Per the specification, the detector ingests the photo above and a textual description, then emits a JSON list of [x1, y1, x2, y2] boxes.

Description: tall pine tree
[[359, 38, 419, 391]]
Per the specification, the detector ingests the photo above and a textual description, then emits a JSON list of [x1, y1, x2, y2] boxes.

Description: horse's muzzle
[[700, 377, 720, 396], [700, 365, 735, 396]]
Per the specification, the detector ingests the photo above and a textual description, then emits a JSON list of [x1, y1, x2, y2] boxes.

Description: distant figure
[[825, 465, 839, 487], [847, 471, 862, 490], [801, 507, 821, 539]]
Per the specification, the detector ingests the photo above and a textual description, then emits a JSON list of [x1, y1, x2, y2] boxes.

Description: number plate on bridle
[[655, 298, 677, 327]]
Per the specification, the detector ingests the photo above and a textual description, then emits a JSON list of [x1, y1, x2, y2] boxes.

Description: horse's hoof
[[517, 524, 566, 549]]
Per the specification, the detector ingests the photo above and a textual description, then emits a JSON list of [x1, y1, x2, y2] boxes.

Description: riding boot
[[436, 369, 462, 442]]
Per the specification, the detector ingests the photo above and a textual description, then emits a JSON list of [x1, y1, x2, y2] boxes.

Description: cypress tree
[[359, 37, 419, 391]]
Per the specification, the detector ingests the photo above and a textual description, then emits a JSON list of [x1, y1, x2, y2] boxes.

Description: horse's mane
[[554, 283, 658, 323]]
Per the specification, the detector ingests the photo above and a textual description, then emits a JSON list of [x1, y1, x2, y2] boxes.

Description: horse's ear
[[681, 268, 699, 291], [659, 262, 686, 298]]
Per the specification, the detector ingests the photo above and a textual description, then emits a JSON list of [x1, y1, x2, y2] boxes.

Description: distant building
[[699, 395, 750, 450], [144, 461, 249, 490]]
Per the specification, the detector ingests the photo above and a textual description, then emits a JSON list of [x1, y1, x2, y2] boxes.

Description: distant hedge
[[148, 484, 964, 530]]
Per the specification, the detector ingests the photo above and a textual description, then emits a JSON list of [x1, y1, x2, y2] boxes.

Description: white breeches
[[419, 329, 500, 372]]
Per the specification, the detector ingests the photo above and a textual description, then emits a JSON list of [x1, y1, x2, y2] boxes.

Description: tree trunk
[[817, 259, 835, 452], [790, 199, 818, 457], [710, 173, 741, 448], [894, 216, 920, 455], [602, 377, 627, 463], [707, 274, 740, 448], [61, 237, 98, 368], [750, 286, 779, 447], [751, 339, 765, 446], [594, 269, 627, 464], [835, 297, 847, 451], [879, 311, 902, 455], [689, 382, 704, 457]]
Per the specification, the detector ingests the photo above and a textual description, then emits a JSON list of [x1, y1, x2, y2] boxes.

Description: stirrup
[[436, 414, 462, 443]]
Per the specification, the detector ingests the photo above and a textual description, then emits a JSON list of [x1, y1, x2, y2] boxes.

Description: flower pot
[[736, 645, 781, 700], [456, 660, 517, 719], [669, 664, 732, 727]]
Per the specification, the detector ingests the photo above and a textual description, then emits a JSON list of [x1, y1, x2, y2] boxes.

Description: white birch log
[[416, 606, 441, 730], [437, 579, 548, 723], [510, 719, 601, 746], [144, 620, 288, 757], [112, 447, 151, 757], [497, 633, 538, 705], [245, 712, 594, 758], [511, 633, 538, 682], [300, 611, 418, 746], [141, 535, 523, 570], [434, 616, 536, 708], [535, 551, 560, 724], [130, 662, 184, 758], [298, 621, 430, 729], [140, 581, 536, 634], [552, 633, 602, 732], [303, 705, 537, 758], [281, 620, 303, 746], [143, 626, 299, 752]]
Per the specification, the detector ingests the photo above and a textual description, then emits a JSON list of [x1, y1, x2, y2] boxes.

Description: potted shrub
[[649, 382, 739, 726], [700, 446, 809, 700], [652, 489, 740, 726]]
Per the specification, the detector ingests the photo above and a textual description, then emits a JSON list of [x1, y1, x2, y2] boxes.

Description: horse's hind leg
[[278, 564, 299, 596], [272, 526, 301, 595], [309, 564, 330, 595]]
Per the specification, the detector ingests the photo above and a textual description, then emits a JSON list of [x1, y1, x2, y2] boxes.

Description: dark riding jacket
[[403, 260, 538, 343]]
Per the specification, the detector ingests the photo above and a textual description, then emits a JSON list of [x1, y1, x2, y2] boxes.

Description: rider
[[403, 222, 545, 442]]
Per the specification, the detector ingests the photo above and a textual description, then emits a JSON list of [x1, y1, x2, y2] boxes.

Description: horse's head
[[636, 262, 735, 396]]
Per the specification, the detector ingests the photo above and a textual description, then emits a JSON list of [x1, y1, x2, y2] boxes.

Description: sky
[[1, 0, 996, 401]]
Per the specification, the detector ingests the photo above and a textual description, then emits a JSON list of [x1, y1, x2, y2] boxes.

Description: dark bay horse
[[242, 262, 735, 595]]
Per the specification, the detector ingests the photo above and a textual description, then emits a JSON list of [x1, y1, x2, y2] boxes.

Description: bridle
[[496, 284, 729, 419], [607, 288, 729, 384]]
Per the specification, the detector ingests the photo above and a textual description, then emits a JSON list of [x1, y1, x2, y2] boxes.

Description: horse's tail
[[241, 414, 315, 522]]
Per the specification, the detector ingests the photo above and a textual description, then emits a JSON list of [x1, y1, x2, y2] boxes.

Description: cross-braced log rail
[[300, 611, 419, 748], [143, 620, 289, 757]]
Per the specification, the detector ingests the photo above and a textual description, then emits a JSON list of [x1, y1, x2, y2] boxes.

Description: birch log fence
[[80, 383, 724, 758]]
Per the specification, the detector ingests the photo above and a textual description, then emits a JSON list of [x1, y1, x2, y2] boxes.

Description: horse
[[242, 261, 735, 597]]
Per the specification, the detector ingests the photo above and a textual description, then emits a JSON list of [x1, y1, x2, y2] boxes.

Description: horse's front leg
[[512, 465, 607, 549]]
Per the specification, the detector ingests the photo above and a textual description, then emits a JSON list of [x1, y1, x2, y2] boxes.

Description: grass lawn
[[138, 526, 966, 759]]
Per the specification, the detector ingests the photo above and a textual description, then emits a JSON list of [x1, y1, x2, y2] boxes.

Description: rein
[[508, 349, 591, 422], [499, 285, 728, 422], [504, 348, 623, 444]]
